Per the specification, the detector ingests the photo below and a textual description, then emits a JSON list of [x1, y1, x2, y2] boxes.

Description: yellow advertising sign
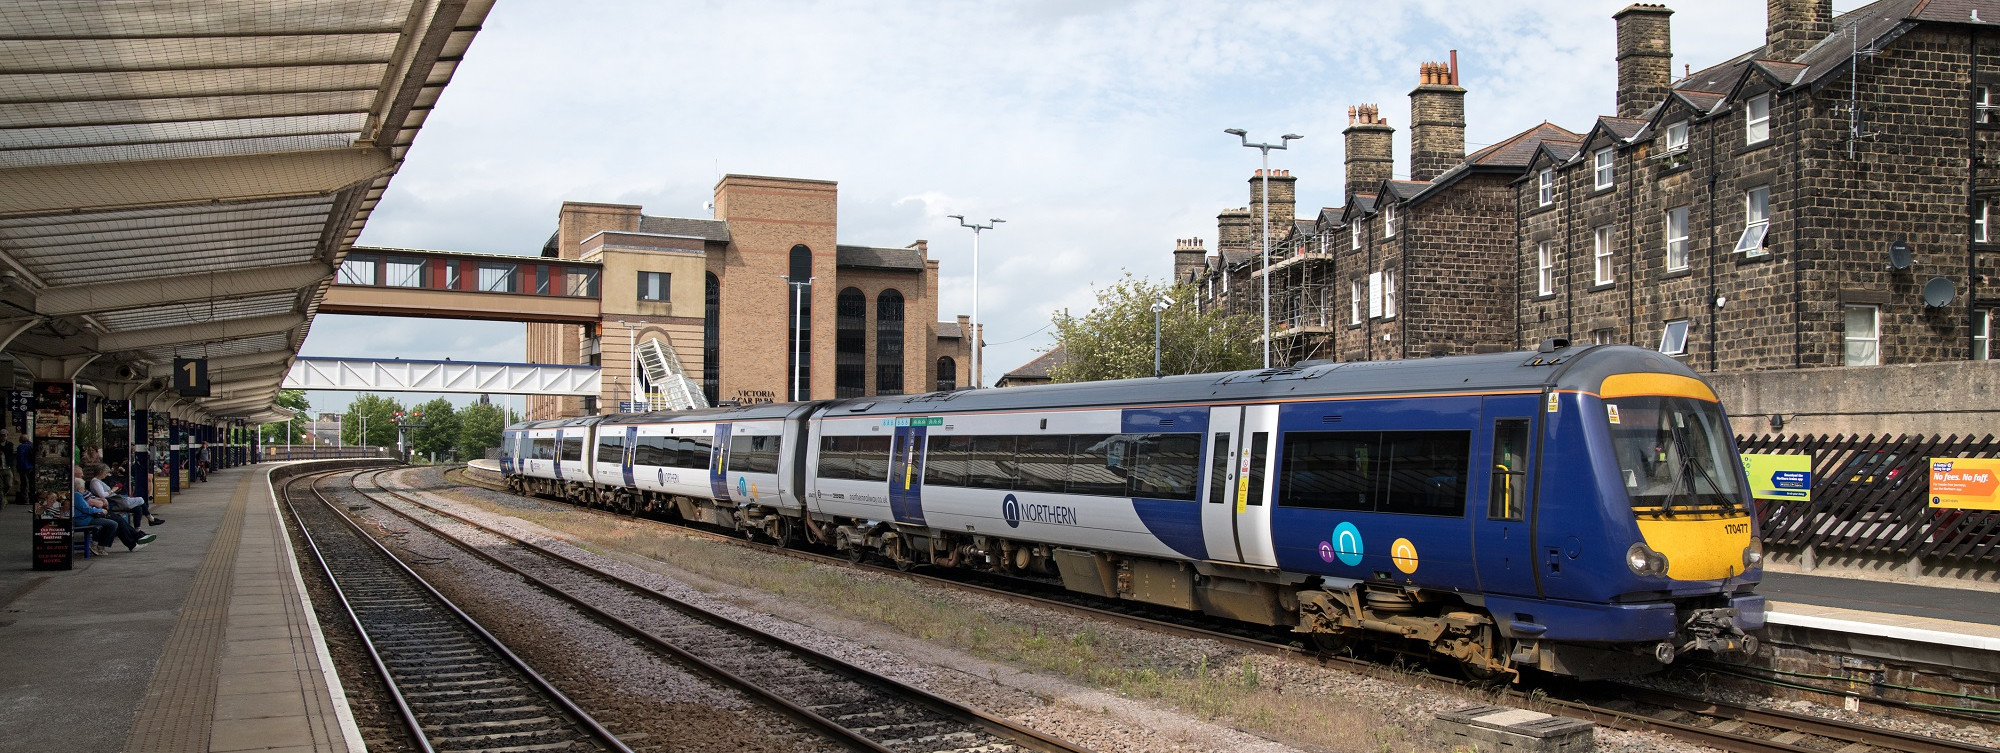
[[1740, 453, 1811, 502], [1929, 457, 2000, 511]]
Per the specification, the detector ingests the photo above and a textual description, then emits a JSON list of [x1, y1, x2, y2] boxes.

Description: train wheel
[[771, 516, 794, 549], [1311, 632, 1361, 659]]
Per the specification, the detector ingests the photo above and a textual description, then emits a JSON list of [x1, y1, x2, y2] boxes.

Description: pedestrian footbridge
[[283, 357, 601, 396], [318, 247, 603, 324]]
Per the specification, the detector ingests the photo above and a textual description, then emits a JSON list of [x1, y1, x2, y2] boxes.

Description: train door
[[887, 425, 927, 525], [1201, 405, 1279, 566], [1471, 396, 1541, 598], [621, 426, 637, 487], [708, 423, 733, 501]]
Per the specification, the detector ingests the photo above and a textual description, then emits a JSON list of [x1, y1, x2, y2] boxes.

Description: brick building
[[527, 174, 979, 418], [1185, 0, 2000, 378]]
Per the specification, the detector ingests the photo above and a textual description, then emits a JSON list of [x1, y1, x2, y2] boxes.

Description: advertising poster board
[[1741, 453, 1812, 502], [30, 381, 73, 570], [1928, 457, 2000, 511]]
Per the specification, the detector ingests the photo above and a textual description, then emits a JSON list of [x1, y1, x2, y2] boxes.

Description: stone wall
[[1710, 360, 2000, 437]]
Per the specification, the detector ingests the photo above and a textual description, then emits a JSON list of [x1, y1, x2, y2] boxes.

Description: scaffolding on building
[[1255, 229, 1337, 366]]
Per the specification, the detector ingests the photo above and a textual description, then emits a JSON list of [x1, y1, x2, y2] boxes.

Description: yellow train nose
[[1633, 514, 1754, 581]]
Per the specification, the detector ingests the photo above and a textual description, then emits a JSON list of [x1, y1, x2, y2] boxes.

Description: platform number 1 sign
[[174, 358, 209, 397]]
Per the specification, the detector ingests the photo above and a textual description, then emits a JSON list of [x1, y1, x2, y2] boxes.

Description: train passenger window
[[727, 435, 781, 474], [597, 433, 623, 465], [1246, 432, 1269, 506], [1489, 420, 1530, 521], [967, 435, 1017, 490], [817, 435, 855, 480], [1279, 432, 1376, 511], [1377, 432, 1468, 516], [532, 437, 555, 460], [1207, 434, 1231, 503], [631, 436, 663, 467], [683, 436, 712, 467], [1128, 434, 1200, 501], [1016, 435, 1069, 492], [924, 435, 970, 486], [560, 438, 583, 462], [1067, 434, 1126, 496], [854, 435, 893, 482]]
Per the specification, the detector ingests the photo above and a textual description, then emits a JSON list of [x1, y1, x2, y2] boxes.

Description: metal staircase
[[634, 336, 708, 411]]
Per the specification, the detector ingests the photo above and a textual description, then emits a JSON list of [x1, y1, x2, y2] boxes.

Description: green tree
[[1046, 272, 1262, 383], [259, 389, 311, 445], [342, 393, 404, 448], [408, 398, 460, 461], [455, 401, 508, 460]]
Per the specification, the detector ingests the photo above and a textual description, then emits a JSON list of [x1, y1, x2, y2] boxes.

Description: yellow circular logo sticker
[[1390, 537, 1419, 574]]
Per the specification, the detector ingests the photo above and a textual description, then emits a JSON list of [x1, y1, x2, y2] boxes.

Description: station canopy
[[0, 0, 494, 423]]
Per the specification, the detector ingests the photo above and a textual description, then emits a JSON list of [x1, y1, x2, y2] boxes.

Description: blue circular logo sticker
[[736, 476, 747, 497], [1332, 522, 1364, 566], [1002, 494, 1021, 528]]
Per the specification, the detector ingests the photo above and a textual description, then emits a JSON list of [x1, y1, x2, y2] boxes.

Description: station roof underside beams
[[0, 0, 495, 424]]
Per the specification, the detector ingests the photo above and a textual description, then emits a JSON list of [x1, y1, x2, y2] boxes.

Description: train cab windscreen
[[1604, 395, 1744, 514]]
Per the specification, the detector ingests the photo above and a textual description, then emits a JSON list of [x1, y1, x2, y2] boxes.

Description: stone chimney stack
[[1248, 168, 1297, 247], [1408, 53, 1466, 183], [1766, 0, 1832, 61], [1343, 104, 1395, 198], [1614, 4, 1674, 119], [1172, 238, 1208, 284], [1217, 208, 1254, 249]]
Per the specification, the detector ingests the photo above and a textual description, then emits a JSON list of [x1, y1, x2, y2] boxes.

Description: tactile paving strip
[[122, 478, 251, 753]]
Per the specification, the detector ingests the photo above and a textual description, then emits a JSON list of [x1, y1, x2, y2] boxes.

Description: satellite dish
[[1888, 239, 1912, 270], [1923, 277, 1956, 308]]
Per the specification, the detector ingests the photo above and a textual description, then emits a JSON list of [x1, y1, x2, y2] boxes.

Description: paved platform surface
[[0, 462, 361, 753], [1763, 571, 2000, 627]]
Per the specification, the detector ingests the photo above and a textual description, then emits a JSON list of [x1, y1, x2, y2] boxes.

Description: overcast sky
[[298, 0, 1868, 416]]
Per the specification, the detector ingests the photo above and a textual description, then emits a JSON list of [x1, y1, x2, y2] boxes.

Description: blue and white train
[[502, 342, 1764, 679]]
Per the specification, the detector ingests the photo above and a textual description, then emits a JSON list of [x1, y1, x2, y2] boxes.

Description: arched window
[[935, 356, 957, 391], [786, 245, 812, 400], [875, 289, 904, 395], [703, 272, 720, 405], [836, 288, 867, 398]]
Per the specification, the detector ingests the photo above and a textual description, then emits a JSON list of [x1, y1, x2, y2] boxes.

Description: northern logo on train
[[736, 477, 747, 496], [1329, 522, 1364, 566], [1002, 494, 1022, 528]]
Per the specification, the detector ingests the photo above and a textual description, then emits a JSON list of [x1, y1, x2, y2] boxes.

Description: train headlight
[[1626, 543, 1663, 576], [1743, 538, 1764, 569]]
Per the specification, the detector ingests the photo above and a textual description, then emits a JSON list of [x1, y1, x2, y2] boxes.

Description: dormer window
[[1745, 94, 1771, 144], [1593, 148, 1614, 189], [1537, 168, 1554, 207], [1662, 120, 1689, 153], [1350, 225, 1360, 250]]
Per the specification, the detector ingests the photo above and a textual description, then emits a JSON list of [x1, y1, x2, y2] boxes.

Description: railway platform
[[0, 461, 367, 753]]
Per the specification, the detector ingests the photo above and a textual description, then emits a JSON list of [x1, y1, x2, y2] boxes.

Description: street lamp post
[[1223, 128, 1302, 369], [781, 275, 816, 402], [1151, 295, 1173, 377], [947, 214, 1004, 388]]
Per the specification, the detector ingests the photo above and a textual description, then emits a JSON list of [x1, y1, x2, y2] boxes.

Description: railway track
[[367, 468, 1094, 753], [283, 470, 630, 753], [436, 465, 2000, 753]]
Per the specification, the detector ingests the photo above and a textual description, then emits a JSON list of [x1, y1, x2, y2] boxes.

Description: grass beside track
[[427, 481, 1464, 752]]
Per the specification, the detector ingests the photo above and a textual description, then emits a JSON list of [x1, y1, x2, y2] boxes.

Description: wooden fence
[[1735, 434, 2000, 566]]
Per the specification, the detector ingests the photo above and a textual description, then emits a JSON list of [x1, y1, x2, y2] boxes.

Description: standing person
[[15, 432, 32, 508]]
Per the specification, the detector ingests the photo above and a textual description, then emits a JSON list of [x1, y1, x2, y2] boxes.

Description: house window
[[1381, 270, 1397, 318], [1384, 204, 1399, 237], [1663, 120, 1689, 153], [1844, 305, 1880, 366], [1734, 185, 1770, 254], [637, 271, 669, 301], [1976, 310, 1992, 361], [1981, 86, 1999, 125], [1745, 94, 1771, 143], [1977, 199, 1990, 243], [1590, 328, 1616, 345], [1594, 148, 1614, 189], [1537, 169, 1554, 207], [1367, 272, 1384, 318], [1659, 319, 1690, 355], [1665, 206, 1691, 271], [1350, 227, 1360, 251], [1593, 225, 1614, 285], [1350, 278, 1365, 324], [1536, 241, 1554, 296]]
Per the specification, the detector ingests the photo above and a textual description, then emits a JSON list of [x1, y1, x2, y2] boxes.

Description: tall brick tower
[[1408, 56, 1466, 183], [1343, 105, 1395, 198], [1615, 4, 1674, 119], [1765, 0, 1831, 61], [1249, 168, 1297, 249], [1172, 238, 1208, 285]]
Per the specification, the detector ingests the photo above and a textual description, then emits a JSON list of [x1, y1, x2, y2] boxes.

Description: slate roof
[[938, 321, 963, 338], [1464, 122, 1583, 168], [836, 244, 926, 271], [1002, 346, 1068, 382], [638, 215, 731, 242], [1599, 117, 1647, 141], [1218, 248, 1258, 266], [1382, 180, 1429, 202], [1542, 139, 1583, 163]]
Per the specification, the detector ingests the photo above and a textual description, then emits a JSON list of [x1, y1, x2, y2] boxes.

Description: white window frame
[[1593, 148, 1614, 189], [1590, 328, 1616, 345], [1384, 204, 1399, 237], [1593, 225, 1615, 285], [1981, 86, 2000, 125], [1662, 120, 1689, 154], [1745, 93, 1771, 144], [1659, 319, 1690, 355], [1367, 272, 1384, 318], [1665, 206, 1691, 272], [1536, 241, 1554, 296], [1735, 185, 1771, 255], [1977, 199, 1990, 244], [1844, 305, 1880, 366], [1975, 309, 1992, 361], [1537, 168, 1554, 207], [1350, 278, 1365, 324], [1351, 226, 1360, 251], [1381, 270, 1397, 319]]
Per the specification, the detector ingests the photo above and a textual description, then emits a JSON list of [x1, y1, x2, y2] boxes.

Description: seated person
[[85, 463, 160, 525], [72, 488, 153, 554]]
